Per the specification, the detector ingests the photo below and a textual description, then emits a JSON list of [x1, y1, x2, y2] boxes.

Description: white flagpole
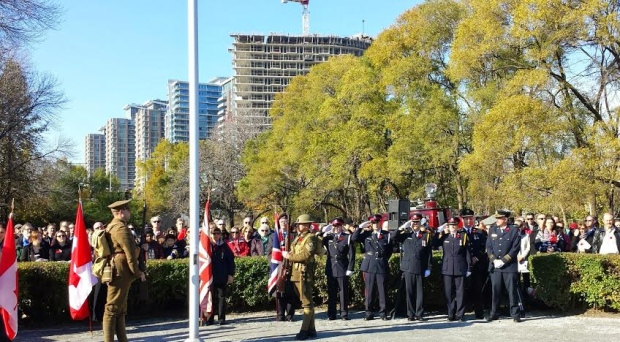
[[186, 0, 201, 341]]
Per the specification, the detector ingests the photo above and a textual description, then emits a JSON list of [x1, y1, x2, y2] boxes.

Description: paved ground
[[14, 309, 620, 342]]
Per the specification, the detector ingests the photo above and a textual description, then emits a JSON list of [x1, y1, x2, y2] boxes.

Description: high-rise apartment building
[[105, 108, 136, 190], [84, 133, 106, 177], [134, 99, 167, 162], [165, 77, 227, 143], [230, 34, 371, 121]]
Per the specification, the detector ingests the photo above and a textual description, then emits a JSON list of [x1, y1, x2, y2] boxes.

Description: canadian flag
[[198, 198, 213, 317], [68, 201, 98, 320], [0, 214, 18, 339]]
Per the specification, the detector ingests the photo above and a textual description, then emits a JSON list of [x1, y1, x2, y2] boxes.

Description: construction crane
[[282, 0, 310, 36]]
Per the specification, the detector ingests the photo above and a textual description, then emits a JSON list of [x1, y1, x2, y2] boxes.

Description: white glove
[[466, 271, 471, 277], [493, 259, 505, 268], [424, 270, 431, 278], [282, 251, 289, 259], [346, 270, 353, 276]]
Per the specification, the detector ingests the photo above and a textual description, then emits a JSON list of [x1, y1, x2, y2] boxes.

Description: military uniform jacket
[[212, 242, 235, 285], [391, 229, 432, 275], [107, 218, 142, 278], [353, 229, 392, 274], [464, 227, 488, 271], [323, 233, 355, 277], [288, 231, 319, 282], [438, 230, 471, 276], [486, 224, 520, 273]]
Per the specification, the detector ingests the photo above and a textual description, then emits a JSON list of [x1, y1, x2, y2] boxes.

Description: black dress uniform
[[323, 229, 355, 320], [391, 224, 432, 321], [438, 220, 471, 321], [352, 218, 392, 320], [207, 240, 235, 325], [464, 224, 488, 318], [486, 210, 522, 322]]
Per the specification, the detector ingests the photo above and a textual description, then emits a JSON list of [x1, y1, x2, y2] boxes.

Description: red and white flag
[[199, 198, 213, 317], [267, 212, 283, 296], [0, 214, 18, 339], [68, 201, 98, 320]]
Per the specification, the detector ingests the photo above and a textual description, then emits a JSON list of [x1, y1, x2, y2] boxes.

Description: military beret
[[460, 208, 474, 217], [108, 199, 131, 212], [343, 217, 353, 225]]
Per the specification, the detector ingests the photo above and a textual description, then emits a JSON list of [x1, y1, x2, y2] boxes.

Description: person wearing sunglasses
[[49, 229, 72, 262], [226, 227, 250, 257], [251, 223, 273, 257]]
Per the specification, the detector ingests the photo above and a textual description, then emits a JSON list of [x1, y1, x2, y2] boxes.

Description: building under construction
[[227, 33, 372, 123]]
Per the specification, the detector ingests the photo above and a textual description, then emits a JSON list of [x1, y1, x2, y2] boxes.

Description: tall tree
[[0, 58, 67, 221], [366, 0, 470, 209], [451, 0, 620, 214]]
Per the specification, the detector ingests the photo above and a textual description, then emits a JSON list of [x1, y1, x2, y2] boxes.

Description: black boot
[[295, 330, 309, 340]]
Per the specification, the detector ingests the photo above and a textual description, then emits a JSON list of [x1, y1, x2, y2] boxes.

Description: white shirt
[[599, 229, 619, 255]]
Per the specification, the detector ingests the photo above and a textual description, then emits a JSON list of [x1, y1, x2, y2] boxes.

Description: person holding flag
[[269, 213, 297, 322], [0, 204, 18, 342], [68, 197, 98, 322], [103, 200, 146, 342], [199, 198, 214, 324]]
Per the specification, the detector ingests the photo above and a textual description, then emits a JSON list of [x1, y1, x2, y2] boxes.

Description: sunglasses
[[259, 230, 268, 233], [57, 235, 66, 238], [526, 218, 534, 220]]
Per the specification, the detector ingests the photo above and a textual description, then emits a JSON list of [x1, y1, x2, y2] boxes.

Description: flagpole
[[186, 0, 201, 340]]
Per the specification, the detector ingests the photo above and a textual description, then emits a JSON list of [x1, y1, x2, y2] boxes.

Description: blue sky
[[31, 0, 420, 163]]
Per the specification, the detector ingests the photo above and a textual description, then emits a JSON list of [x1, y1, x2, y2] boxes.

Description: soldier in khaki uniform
[[103, 200, 146, 342], [282, 214, 321, 341]]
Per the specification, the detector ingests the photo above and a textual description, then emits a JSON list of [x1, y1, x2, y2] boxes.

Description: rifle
[[276, 215, 292, 294]]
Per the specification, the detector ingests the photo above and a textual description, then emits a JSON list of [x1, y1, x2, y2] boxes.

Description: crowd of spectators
[[1, 211, 617, 267]]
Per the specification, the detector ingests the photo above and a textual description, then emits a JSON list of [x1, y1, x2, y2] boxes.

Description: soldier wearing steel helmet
[[103, 200, 146, 342], [390, 213, 432, 321], [282, 214, 321, 340]]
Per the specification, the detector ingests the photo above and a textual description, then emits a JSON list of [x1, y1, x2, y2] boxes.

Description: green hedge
[[530, 253, 620, 312], [16, 253, 620, 323]]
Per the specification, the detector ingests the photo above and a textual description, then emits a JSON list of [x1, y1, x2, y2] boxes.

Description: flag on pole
[[199, 198, 213, 316], [0, 213, 18, 339], [68, 200, 98, 320], [267, 213, 283, 296]]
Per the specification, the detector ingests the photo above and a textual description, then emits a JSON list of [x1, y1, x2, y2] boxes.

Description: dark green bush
[[17, 253, 619, 323], [530, 253, 620, 312]]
